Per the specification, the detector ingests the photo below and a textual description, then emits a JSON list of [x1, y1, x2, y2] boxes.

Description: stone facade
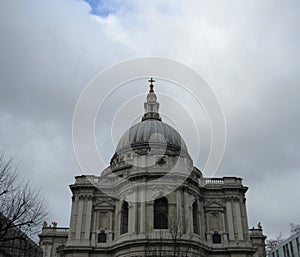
[[39, 80, 266, 257], [39, 223, 69, 257]]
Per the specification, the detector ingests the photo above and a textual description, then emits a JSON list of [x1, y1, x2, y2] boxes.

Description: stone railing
[[202, 177, 243, 186], [75, 175, 121, 186], [76, 175, 243, 189], [42, 227, 69, 233], [204, 178, 225, 185]]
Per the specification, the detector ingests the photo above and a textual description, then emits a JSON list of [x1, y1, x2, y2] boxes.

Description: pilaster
[[115, 201, 120, 238], [241, 198, 250, 240], [68, 196, 77, 240], [184, 191, 190, 233], [225, 198, 235, 241], [75, 196, 84, 240], [132, 201, 137, 234], [128, 203, 134, 235], [84, 196, 93, 240], [140, 189, 146, 234], [199, 198, 205, 240], [176, 189, 183, 234], [234, 198, 244, 240]]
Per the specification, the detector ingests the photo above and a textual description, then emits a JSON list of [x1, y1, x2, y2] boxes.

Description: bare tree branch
[[144, 215, 204, 257], [290, 223, 300, 234], [265, 232, 283, 255], [0, 151, 48, 254]]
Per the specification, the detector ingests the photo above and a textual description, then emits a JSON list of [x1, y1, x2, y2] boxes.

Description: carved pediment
[[207, 202, 223, 207], [204, 199, 225, 211], [95, 199, 115, 210], [98, 201, 112, 207]]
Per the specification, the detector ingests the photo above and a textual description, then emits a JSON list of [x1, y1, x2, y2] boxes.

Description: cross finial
[[143, 78, 161, 121], [148, 78, 155, 92]]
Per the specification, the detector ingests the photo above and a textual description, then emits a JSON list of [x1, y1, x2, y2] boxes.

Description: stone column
[[199, 199, 206, 240], [84, 196, 93, 240], [68, 196, 76, 240], [109, 210, 113, 231], [241, 198, 250, 240], [132, 201, 137, 234], [91, 211, 97, 246], [221, 211, 228, 243], [128, 203, 134, 235], [176, 190, 182, 234], [76, 196, 84, 240], [114, 201, 120, 238], [188, 204, 193, 234], [140, 189, 146, 234], [184, 191, 190, 233], [221, 212, 226, 231], [197, 199, 202, 239], [225, 198, 235, 241], [234, 199, 244, 240]]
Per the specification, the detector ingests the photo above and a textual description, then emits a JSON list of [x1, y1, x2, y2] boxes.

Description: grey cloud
[[0, 0, 299, 239]]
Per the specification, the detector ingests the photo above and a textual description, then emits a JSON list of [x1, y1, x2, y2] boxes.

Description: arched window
[[192, 202, 199, 234], [154, 197, 168, 229], [120, 201, 128, 234]]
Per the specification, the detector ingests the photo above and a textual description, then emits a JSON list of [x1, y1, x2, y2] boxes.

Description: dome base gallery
[[39, 79, 266, 257]]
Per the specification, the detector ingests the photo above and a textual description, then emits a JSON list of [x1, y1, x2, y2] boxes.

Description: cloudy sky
[[0, 0, 299, 239]]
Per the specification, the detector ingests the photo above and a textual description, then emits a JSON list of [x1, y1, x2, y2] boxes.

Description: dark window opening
[[98, 231, 107, 243], [154, 197, 168, 229], [156, 156, 167, 166], [212, 232, 221, 244], [120, 201, 128, 234], [192, 202, 199, 234]]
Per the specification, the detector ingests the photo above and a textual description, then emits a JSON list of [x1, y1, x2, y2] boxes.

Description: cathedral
[[39, 79, 266, 257]]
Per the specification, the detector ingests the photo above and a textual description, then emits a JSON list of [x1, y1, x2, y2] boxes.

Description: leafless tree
[[0, 151, 48, 252], [266, 223, 300, 255], [145, 216, 204, 257], [145, 229, 167, 257], [169, 215, 186, 256], [290, 223, 300, 234], [265, 232, 283, 255]]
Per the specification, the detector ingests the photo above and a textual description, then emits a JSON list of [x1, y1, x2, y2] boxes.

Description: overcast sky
[[0, 0, 299, 239]]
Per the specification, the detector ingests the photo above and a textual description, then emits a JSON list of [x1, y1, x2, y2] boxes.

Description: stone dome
[[110, 79, 190, 161], [115, 119, 189, 156]]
